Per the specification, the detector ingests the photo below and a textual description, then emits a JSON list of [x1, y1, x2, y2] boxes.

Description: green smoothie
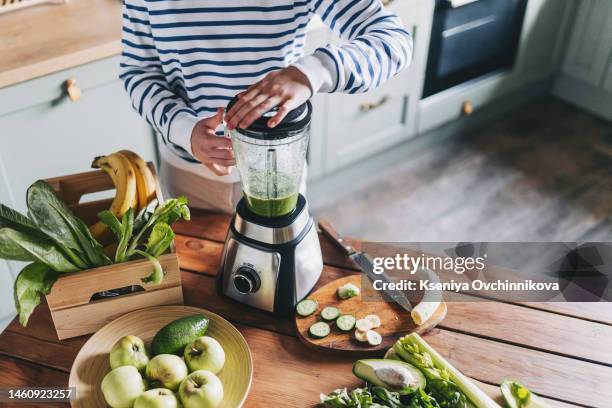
[[243, 171, 299, 217]]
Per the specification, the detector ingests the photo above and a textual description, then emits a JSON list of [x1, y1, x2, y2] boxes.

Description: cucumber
[[309, 322, 331, 339], [355, 329, 368, 342], [355, 318, 373, 332], [365, 314, 381, 328], [296, 299, 318, 317], [337, 283, 360, 299], [321, 306, 341, 322], [366, 330, 382, 346], [336, 314, 356, 332]]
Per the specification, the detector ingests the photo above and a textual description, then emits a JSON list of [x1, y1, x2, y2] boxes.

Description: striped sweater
[[120, 0, 413, 162]]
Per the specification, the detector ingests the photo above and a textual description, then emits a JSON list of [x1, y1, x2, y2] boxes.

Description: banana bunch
[[90, 150, 157, 240]]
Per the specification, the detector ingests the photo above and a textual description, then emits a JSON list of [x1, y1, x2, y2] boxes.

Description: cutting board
[[295, 275, 447, 354]]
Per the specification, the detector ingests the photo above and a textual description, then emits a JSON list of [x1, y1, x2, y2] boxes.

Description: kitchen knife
[[319, 220, 412, 312]]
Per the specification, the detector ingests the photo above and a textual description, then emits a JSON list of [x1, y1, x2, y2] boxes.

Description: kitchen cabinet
[[0, 56, 156, 325], [553, 0, 612, 121], [316, 0, 434, 175]]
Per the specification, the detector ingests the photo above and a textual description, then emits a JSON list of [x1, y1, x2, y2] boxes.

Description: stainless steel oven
[[423, 0, 528, 98]]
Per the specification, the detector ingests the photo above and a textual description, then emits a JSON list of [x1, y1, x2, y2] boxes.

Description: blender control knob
[[233, 266, 261, 294]]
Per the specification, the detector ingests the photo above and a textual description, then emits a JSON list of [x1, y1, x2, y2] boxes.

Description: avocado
[[150, 314, 209, 356], [353, 359, 426, 394]]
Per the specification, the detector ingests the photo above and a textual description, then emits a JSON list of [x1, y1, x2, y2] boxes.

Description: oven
[[423, 0, 528, 98]]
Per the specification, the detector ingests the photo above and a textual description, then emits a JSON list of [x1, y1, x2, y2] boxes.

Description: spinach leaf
[[0, 228, 78, 272], [426, 379, 469, 408], [320, 388, 376, 408], [98, 210, 122, 239], [0, 204, 47, 239], [145, 222, 175, 257], [26, 181, 109, 268], [151, 196, 190, 226], [371, 387, 405, 408], [133, 199, 157, 233], [136, 249, 165, 285], [13, 262, 59, 326], [114, 208, 134, 263], [407, 389, 440, 408]]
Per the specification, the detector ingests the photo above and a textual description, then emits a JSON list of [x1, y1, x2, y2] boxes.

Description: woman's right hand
[[191, 107, 235, 176]]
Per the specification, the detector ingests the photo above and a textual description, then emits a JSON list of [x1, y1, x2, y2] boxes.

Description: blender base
[[217, 194, 323, 316]]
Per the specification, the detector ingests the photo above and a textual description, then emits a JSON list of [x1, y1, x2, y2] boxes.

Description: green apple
[[184, 336, 225, 374], [110, 335, 150, 371], [134, 388, 180, 408], [146, 354, 188, 391], [101, 365, 146, 408], [178, 370, 223, 408]]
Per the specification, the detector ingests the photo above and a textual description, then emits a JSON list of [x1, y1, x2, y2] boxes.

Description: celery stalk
[[393, 333, 501, 408]]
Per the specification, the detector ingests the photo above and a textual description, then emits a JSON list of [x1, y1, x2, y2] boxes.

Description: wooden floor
[[313, 97, 612, 242]]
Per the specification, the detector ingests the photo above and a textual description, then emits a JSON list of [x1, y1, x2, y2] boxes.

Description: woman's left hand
[[225, 66, 312, 130]]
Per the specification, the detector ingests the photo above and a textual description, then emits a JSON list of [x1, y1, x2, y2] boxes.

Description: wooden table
[[1, 210, 611, 407]]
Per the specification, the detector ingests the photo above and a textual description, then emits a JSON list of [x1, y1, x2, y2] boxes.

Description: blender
[[217, 96, 323, 316]]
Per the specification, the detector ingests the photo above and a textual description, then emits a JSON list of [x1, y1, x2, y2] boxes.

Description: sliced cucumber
[[321, 306, 341, 322], [296, 299, 318, 317], [355, 318, 373, 332], [337, 283, 360, 299], [355, 329, 368, 342], [365, 314, 381, 328], [366, 330, 382, 346], [336, 314, 356, 332], [309, 322, 331, 339]]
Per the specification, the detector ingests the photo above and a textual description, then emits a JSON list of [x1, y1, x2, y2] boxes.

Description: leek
[[392, 333, 501, 408]]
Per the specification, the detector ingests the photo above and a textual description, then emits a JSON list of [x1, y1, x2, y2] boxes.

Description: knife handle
[[318, 220, 357, 256]]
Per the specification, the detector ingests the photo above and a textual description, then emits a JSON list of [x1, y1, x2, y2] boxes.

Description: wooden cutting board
[[295, 275, 446, 355]]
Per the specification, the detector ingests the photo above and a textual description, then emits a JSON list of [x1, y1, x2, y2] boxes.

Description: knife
[[319, 220, 412, 312]]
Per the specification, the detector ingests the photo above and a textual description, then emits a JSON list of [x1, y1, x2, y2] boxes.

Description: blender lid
[[226, 95, 312, 140]]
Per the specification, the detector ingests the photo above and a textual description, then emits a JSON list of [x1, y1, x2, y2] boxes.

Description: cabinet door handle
[[360, 95, 390, 112], [65, 78, 81, 102]]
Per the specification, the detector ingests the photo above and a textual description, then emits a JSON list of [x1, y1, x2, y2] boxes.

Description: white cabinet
[[560, 0, 612, 87], [553, 0, 612, 121], [316, 0, 434, 175]]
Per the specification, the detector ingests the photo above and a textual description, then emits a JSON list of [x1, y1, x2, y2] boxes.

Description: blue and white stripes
[[120, 0, 412, 162]]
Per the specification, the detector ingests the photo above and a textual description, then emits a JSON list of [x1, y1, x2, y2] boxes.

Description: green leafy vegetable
[[320, 388, 375, 408], [393, 334, 499, 408], [136, 249, 165, 285], [427, 379, 470, 408], [13, 263, 59, 326], [98, 210, 122, 239], [407, 389, 440, 408], [114, 208, 134, 263], [26, 181, 109, 268], [0, 228, 78, 272], [145, 222, 175, 257], [0, 204, 47, 239]]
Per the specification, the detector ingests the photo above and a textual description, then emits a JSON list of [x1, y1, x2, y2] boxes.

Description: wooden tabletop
[[0, 0, 122, 89], [0, 210, 611, 407]]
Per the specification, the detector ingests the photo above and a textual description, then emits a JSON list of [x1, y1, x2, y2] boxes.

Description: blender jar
[[226, 98, 312, 218]]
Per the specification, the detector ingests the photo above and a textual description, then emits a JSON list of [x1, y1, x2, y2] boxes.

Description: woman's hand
[[225, 66, 311, 130], [191, 107, 235, 176]]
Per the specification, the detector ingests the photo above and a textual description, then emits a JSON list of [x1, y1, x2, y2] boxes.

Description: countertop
[[0, 210, 611, 407], [0, 0, 122, 89]]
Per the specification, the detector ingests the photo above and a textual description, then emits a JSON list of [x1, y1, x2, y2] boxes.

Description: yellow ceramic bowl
[[69, 306, 252, 407]]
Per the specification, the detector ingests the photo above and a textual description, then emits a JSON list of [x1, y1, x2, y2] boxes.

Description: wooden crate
[[44, 164, 183, 340]]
